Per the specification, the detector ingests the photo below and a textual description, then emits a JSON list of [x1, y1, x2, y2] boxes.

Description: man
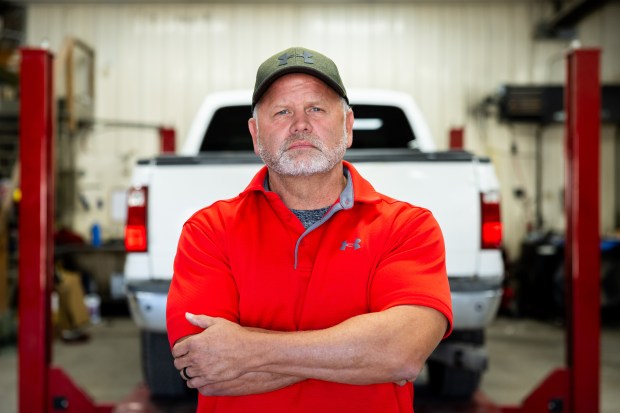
[[166, 47, 452, 413]]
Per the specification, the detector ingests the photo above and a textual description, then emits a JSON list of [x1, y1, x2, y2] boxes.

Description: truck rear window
[[200, 105, 416, 152]]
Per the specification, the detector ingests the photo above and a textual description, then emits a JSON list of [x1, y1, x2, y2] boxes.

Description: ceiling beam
[[537, 0, 612, 39]]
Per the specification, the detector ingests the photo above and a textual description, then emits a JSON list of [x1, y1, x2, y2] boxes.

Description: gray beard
[[257, 131, 347, 177]]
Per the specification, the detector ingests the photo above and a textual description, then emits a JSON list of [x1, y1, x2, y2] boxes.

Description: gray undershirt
[[262, 173, 336, 229], [291, 207, 331, 229]]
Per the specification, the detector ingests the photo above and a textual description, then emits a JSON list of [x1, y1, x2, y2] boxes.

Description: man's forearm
[[173, 306, 447, 388], [249, 305, 447, 385], [196, 372, 303, 397]]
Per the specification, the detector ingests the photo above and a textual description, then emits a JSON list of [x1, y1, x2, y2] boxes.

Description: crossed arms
[[171, 304, 448, 397]]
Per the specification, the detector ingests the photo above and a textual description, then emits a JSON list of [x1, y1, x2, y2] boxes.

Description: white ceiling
[[16, 0, 543, 4]]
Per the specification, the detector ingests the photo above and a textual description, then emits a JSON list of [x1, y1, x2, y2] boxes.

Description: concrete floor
[[0, 316, 619, 413]]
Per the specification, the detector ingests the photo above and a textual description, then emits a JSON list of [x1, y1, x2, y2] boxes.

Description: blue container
[[91, 223, 101, 247]]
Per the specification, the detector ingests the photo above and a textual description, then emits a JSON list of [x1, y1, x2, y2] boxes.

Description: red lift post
[[18, 48, 114, 413], [564, 48, 601, 413], [18, 47, 55, 413], [500, 48, 601, 413]]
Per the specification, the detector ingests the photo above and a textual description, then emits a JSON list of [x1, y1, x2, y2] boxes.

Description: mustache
[[283, 133, 324, 149]]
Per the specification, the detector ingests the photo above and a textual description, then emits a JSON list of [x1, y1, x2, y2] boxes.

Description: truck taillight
[[481, 191, 502, 249], [125, 187, 148, 252]]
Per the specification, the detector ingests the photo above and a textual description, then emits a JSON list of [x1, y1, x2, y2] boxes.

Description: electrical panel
[[497, 85, 620, 124]]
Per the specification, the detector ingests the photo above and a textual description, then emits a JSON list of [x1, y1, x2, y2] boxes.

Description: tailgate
[[148, 160, 262, 279], [145, 151, 495, 280], [352, 158, 481, 278]]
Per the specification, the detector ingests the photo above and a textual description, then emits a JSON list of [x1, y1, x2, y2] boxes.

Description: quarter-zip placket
[[293, 168, 355, 269]]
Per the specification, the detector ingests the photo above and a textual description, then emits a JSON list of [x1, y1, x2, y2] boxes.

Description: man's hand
[[172, 313, 255, 384], [172, 313, 305, 395]]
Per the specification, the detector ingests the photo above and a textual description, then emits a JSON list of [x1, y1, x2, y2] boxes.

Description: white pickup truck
[[123, 89, 504, 400]]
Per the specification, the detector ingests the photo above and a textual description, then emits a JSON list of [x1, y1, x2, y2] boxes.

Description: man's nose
[[290, 111, 312, 134]]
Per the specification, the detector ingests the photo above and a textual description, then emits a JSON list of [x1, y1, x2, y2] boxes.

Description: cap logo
[[277, 51, 314, 66]]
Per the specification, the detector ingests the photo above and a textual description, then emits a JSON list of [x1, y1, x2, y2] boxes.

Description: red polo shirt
[[167, 161, 452, 413]]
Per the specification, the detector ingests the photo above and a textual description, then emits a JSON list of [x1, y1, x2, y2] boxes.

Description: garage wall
[[24, 1, 619, 259]]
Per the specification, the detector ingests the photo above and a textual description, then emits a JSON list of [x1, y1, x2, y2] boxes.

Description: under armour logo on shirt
[[340, 239, 361, 251]]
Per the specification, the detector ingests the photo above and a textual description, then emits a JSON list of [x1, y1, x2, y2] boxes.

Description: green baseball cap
[[252, 47, 348, 109]]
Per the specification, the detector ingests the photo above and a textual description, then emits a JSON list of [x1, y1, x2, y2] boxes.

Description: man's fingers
[[171, 344, 187, 360], [186, 312, 217, 328], [181, 366, 194, 381], [172, 313, 219, 358]]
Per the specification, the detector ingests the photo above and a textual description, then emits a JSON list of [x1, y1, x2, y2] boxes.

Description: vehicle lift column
[[500, 48, 601, 413], [19, 48, 113, 413], [563, 47, 601, 413]]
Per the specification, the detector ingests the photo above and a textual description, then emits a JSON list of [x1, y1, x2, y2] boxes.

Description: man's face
[[248, 73, 354, 176]]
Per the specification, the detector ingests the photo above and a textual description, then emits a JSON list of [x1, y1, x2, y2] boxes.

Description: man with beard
[[166, 47, 452, 413]]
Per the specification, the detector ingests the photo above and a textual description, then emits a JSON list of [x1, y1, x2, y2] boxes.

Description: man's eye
[[309, 107, 323, 112], [276, 109, 289, 115]]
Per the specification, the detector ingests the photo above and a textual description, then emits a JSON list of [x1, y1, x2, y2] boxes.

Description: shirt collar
[[342, 160, 382, 205]]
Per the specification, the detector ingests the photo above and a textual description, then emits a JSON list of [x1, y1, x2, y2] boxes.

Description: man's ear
[[346, 109, 354, 148], [248, 117, 259, 155]]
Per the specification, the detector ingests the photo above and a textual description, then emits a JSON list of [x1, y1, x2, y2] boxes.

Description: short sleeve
[[166, 214, 240, 347], [369, 208, 453, 337]]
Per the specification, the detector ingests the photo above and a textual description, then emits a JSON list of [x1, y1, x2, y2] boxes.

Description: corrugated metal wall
[[25, 1, 619, 258]]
